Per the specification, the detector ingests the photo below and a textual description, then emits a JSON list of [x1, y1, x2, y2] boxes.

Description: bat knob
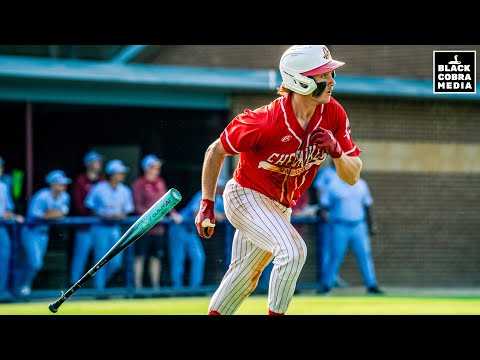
[[48, 303, 58, 313]]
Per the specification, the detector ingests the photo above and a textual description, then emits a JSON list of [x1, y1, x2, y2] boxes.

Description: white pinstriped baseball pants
[[208, 179, 307, 315]]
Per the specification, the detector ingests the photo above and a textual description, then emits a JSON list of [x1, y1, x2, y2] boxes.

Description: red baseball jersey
[[220, 93, 361, 208]]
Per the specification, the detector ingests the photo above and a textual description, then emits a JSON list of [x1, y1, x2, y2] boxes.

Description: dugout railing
[[0, 216, 323, 300]]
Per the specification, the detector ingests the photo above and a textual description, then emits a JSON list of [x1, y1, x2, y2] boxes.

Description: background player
[[16, 170, 71, 298], [319, 173, 384, 295], [132, 154, 182, 291], [69, 150, 105, 286], [195, 45, 363, 315]]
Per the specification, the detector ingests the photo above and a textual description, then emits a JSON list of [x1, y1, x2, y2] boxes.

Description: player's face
[[87, 159, 102, 173], [145, 164, 160, 178], [311, 71, 336, 103], [112, 172, 126, 182], [51, 183, 67, 194]]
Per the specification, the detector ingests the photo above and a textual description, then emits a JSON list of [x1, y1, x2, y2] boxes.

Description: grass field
[[1, 294, 479, 315]]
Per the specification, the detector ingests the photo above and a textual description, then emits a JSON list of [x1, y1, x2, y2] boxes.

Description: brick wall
[[145, 45, 290, 69], [145, 45, 480, 80], [332, 45, 480, 80]]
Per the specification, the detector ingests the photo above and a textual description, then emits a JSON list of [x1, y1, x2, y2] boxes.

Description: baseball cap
[[105, 159, 129, 175], [83, 150, 104, 166], [141, 154, 163, 170], [299, 45, 345, 76], [45, 170, 72, 185]]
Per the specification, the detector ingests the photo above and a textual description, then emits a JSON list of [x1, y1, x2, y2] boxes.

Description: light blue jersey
[[16, 187, 70, 295], [26, 187, 70, 231], [85, 181, 134, 216], [84, 180, 134, 292], [0, 181, 14, 217], [320, 176, 373, 222], [0, 181, 15, 296]]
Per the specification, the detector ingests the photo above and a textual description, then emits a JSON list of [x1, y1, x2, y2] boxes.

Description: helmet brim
[[300, 59, 345, 76]]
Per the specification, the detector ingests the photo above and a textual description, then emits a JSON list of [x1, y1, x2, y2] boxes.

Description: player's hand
[[195, 198, 216, 239], [311, 128, 343, 158]]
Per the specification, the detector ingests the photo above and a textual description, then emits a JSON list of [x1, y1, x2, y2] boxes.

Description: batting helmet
[[279, 45, 345, 95]]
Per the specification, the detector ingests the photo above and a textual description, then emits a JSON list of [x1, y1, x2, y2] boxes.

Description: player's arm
[[311, 104, 362, 185], [195, 139, 231, 239], [333, 154, 362, 186], [201, 139, 230, 200]]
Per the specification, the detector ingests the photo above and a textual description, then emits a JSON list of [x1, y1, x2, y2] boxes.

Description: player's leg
[[70, 228, 93, 285], [18, 228, 49, 295], [149, 234, 166, 289], [208, 229, 274, 315], [91, 225, 112, 292], [212, 179, 307, 314], [133, 233, 150, 290], [168, 223, 187, 288], [323, 222, 350, 291], [104, 225, 123, 282], [350, 222, 380, 290], [185, 232, 205, 288], [0, 227, 11, 296], [318, 219, 332, 286]]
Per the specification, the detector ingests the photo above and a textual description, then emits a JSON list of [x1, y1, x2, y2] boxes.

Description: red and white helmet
[[279, 45, 345, 95]]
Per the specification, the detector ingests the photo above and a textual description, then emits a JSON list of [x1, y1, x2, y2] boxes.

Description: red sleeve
[[132, 178, 148, 214], [331, 102, 361, 157], [72, 175, 90, 216], [220, 107, 270, 155]]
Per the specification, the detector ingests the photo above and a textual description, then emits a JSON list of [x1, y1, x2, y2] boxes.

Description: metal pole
[[26, 102, 33, 200]]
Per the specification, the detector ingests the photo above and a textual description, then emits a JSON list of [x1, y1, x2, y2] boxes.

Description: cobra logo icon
[[281, 135, 292, 142]]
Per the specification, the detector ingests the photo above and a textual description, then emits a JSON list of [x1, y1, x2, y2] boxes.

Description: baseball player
[[319, 173, 384, 295], [131, 154, 182, 291], [69, 150, 106, 286], [0, 156, 24, 302], [85, 159, 134, 295], [168, 178, 226, 288], [195, 45, 363, 315], [16, 170, 71, 298]]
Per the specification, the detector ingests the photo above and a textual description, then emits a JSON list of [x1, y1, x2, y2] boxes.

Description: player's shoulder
[[238, 95, 284, 125], [325, 97, 346, 114], [33, 187, 50, 200], [132, 176, 144, 186], [91, 180, 107, 191], [120, 182, 133, 192]]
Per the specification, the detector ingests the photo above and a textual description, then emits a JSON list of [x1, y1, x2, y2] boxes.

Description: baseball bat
[[48, 188, 182, 313]]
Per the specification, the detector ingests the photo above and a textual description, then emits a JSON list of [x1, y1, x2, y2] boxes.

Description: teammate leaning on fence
[[195, 45, 363, 315], [16, 170, 71, 298]]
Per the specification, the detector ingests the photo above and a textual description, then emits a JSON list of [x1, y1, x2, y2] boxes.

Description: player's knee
[[293, 247, 307, 269], [277, 246, 307, 274], [290, 241, 307, 267]]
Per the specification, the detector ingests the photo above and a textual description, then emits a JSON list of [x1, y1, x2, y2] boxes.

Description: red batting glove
[[310, 128, 343, 158], [195, 199, 216, 239]]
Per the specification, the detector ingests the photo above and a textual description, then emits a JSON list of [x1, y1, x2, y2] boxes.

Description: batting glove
[[195, 198, 216, 239], [310, 128, 343, 158]]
